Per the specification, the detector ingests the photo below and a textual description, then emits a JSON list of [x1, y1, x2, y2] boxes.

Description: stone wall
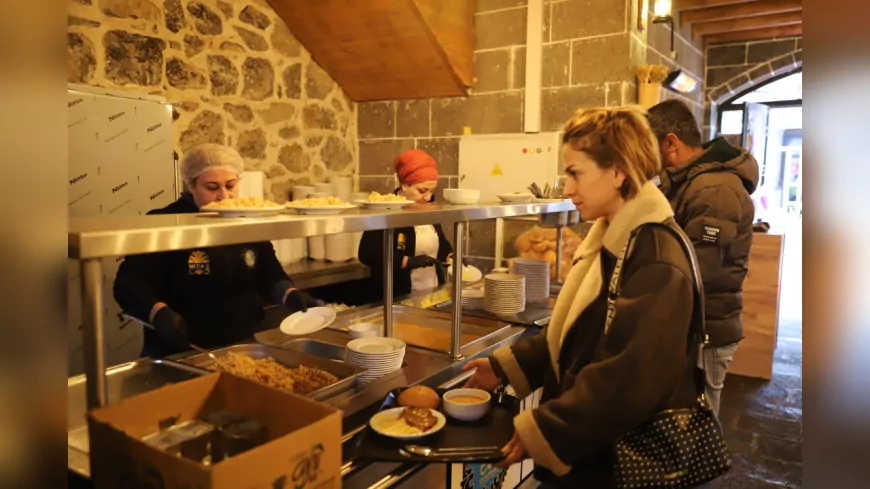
[[357, 0, 706, 261], [67, 0, 358, 203], [704, 37, 803, 137]]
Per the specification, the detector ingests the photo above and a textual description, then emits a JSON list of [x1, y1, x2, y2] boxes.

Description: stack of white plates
[[484, 273, 526, 315], [308, 236, 326, 260], [512, 258, 550, 302], [461, 289, 485, 309], [345, 338, 406, 384]]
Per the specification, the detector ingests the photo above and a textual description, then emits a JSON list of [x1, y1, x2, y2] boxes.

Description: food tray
[[353, 387, 520, 463], [177, 343, 365, 401]]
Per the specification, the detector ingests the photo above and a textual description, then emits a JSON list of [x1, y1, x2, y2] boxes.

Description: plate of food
[[201, 197, 285, 217], [285, 196, 357, 215], [354, 191, 414, 210], [369, 406, 447, 440]]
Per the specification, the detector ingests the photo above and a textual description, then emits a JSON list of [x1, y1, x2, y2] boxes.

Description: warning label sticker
[[491, 163, 503, 177]]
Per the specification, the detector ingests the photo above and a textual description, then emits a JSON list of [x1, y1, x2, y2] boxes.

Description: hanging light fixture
[[652, 0, 673, 24], [663, 69, 700, 94]]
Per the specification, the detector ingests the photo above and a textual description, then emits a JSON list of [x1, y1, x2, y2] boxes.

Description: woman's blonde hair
[[561, 105, 661, 199]]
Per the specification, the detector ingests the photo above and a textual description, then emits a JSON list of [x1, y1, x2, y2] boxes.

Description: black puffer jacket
[[659, 136, 759, 347]]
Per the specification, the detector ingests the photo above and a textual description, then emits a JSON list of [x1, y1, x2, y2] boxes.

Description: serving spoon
[[402, 444, 500, 458]]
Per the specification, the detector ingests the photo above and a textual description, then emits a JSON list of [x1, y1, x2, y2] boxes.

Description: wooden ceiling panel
[[680, 0, 802, 28], [703, 24, 803, 46], [693, 11, 802, 40]]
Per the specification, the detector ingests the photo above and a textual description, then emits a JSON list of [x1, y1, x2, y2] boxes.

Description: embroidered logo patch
[[701, 225, 721, 244], [188, 250, 210, 275], [242, 248, 257, 268], [397, 233, 407, 251]]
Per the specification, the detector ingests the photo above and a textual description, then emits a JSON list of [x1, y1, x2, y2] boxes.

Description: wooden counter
[[730, 230, 786, 379]]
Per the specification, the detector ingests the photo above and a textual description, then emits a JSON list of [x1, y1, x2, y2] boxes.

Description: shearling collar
[[601, 180, 675, 255]]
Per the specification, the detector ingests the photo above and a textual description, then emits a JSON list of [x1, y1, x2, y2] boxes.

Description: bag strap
[[605, 221, 711, 403]]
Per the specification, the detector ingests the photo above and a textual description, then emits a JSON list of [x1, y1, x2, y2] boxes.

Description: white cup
[[348, 323, 382, 339], [292, 185, 315, 201]]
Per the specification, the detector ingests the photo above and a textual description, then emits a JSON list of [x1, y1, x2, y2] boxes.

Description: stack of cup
[[308, 236, 326, 260], [331, 176, 353, 203], [325, 234, 353, 262], [314, 182, 334, 196], [291, 185, 315, 202]]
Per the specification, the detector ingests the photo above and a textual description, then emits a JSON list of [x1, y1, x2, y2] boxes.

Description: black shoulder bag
[[607, 222, 731, 488]]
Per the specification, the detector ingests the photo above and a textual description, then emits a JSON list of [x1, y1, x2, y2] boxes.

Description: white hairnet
[[180, 143, 244, 184]]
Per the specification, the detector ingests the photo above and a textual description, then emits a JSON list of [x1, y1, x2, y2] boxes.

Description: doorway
[[717, 70, 802, 229]]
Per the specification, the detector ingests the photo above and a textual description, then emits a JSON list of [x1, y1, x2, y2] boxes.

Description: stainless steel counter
[[68, 201, 574, 259], [67, 304, 538, 488], [284, 259, 370, 289]]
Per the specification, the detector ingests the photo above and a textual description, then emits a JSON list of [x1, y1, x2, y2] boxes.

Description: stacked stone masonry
[[704, 37, 802, 137], [67, 0, 358, 203], [357, 0, 705, 259]]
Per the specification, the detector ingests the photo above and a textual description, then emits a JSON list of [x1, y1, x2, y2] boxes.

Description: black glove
[[284, 289, 318, 313], [406, 255, 437, 270], [152, 307, 191, 353]]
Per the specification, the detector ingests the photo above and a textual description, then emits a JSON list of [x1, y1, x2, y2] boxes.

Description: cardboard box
[[88, 373, 342, 489]]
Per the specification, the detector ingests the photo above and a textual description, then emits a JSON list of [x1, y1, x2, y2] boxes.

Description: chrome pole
[[383, 228, 394, 337], [81, 258, 108, 409], [450, 221, 466, 360], [555, 224, 564, 284]]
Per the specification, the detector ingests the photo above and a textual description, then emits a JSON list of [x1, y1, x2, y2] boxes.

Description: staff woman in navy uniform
[[113, 144, 317, 357], [356, 149, 454, 303]]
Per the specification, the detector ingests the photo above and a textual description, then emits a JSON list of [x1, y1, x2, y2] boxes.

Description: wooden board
[[394, 322, 481, 352], [730, 232, 784, 379]]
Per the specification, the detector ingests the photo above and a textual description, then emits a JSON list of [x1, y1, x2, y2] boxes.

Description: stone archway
[[708, 50, 803, 106], [701, 38, 802, 137]]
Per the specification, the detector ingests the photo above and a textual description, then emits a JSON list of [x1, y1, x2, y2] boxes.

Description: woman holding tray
[[463, 107, 714, 488]]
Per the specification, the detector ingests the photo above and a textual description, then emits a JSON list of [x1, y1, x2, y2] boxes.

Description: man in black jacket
[[648, 100, 760, 415]]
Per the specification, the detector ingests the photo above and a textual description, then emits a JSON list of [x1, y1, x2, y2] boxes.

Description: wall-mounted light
[[663, 69, 700, 94], [652, 0, 673, 24]]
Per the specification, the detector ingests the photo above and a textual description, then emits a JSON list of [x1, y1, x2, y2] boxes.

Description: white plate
[[497, 193, 535, 203], [354, 200, 414, 210], [279, 307, 337, 335], [347, 337, 406, 355], [285, 204, 356, 215], [448, 265, 483, 282], [202, 206, 286, 218], [369, 408, 447, 440]]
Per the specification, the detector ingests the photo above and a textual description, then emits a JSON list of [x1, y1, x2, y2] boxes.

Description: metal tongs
[[528, 178, 565, 200]]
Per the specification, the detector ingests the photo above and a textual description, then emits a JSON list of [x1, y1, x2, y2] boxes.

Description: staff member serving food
[[113, 143, 316, 358], [357, 149, 454, 301]]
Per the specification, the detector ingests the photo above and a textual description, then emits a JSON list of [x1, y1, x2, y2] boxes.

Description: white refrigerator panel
[[458, 133, 562, 203], [67, 86, 174, 376]]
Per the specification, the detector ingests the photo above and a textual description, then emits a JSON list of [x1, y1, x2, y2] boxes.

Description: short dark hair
[[647, 99, 703, 147]]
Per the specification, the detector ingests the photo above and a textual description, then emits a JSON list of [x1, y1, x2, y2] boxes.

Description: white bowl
[[442, 188, 480, 205], [347, 322, 382, 339], [442, 388, 491, 421]]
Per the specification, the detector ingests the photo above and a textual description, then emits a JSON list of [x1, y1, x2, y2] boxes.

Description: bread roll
[[532, 241, 548, 253], [397, 385, 440, 409]]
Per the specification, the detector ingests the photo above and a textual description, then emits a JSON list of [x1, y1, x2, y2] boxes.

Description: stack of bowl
[[344, 338, 406, 384], [461, 289, 485, 309], [511, 258, 550, 302], [483, 273, 526, 315]]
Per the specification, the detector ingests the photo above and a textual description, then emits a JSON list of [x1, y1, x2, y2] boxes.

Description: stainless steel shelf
[[68, 202, 575, 259], [283, 259, 370, 290]]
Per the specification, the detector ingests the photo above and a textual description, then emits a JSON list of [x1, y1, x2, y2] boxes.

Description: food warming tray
[[177, 343, 365, 401], [353, 387, 520, 463]]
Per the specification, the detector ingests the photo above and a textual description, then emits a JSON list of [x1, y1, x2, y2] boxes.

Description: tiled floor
[[715, 223, 802, 488]]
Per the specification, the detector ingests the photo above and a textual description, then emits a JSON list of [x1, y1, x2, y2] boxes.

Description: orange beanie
[[394, 149, 438, 185]]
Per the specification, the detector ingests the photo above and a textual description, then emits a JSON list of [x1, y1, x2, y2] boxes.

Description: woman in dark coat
[[356, 149, 454, 303], [463, 107, 704, 488], [113, 144, 316, 358]]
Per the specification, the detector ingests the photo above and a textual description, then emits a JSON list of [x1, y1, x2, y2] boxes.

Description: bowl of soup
[[442, 388, 491, 421]]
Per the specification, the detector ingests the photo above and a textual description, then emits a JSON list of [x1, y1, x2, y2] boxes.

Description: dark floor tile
[[754, 435, 802, 464], [719, 473, 795, 488], [727, 452, 802, 487], [723, 427, 757, 454], [736, 413, 802, 442]]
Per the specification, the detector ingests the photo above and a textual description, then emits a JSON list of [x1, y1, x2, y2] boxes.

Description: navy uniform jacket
[[113, 194, 295, 356]]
